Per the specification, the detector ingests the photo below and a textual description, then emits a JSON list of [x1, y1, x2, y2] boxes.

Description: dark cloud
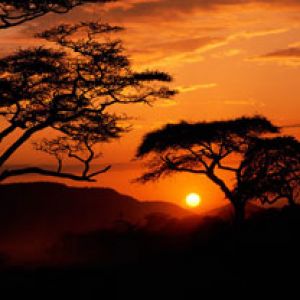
[[128, 36, 227, 67], [154, 36, 225, 53], [250, 46, 300, 66], [103, 0, 300, 21], [261, 47, 300, 58]]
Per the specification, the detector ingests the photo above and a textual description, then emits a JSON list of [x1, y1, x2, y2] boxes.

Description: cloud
[[288, 41, 300, 47], [222, 48, 243, 57], [261, 47, 300, 58], [101, 0, 300, 22], [199, 99, 265, 107], [283, 123, 300, 128], [131, 26, 288, 67], [154, 28, 288, 66], [0, 0, 292, 67], [154, 37, 224, 54], [223, 99, 265, 107], [155, 98, 179, 107], [213, 27, 289, 60], [129, 36, 228, 67], [250, 46, 300, 66], [232, 28, 289, 39], [177, 83, 218, 93]]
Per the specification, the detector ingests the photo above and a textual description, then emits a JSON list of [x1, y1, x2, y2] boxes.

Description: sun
[[185, 193, 201, 208]]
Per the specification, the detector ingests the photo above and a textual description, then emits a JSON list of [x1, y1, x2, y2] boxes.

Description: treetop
[[136, 115, 279, 157]]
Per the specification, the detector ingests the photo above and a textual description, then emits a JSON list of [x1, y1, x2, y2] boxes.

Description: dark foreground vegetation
[[0, 204, 299, 297]]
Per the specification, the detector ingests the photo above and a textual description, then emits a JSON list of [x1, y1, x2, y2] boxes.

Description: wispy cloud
[[134, 27, 288, 67], [155, 98, 179, 107], [232, 28, 289, 39], [282, 123, 300, 128], [223, 99, 265, 107], [199, 99, 265, 107], [177, 83, 218, 93], [129, 36, 228, 67], [250, 46, 300, 66], [221, 48, 243, 57], [101, 0, 300, 22]]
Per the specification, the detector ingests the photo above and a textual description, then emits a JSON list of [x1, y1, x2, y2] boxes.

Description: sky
[[1, 0, 300, 211]]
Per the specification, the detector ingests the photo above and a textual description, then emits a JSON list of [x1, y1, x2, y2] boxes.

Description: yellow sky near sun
[[1, 0, 300, 210]]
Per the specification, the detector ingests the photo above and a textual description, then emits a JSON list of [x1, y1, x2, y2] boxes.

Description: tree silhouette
[[235, 136, 300, 207], [0, 0, 112, 29], [0, 21, 175, 182], [135, 116, 279, 224]]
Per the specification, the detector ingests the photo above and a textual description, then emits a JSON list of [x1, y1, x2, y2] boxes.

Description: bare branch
[[0, 21, 175, 183], [217, 162, 238, 172], [0, 124, 16, 142], [0, 166, 110, 182], [0, 122, 49, 168], [184, 146, 209, 170]]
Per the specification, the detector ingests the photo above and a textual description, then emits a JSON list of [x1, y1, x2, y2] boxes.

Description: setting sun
[[185, 193, 201, 208]]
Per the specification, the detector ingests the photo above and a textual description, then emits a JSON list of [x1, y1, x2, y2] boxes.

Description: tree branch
[[217, 162, 238, 172], [0, 165, 111, 182], [261, 194, 286, 205], [87, 165, 111, 178], [170, 166, 206, 174], [207, 171, 235, 203], [82, 140, 94, 177], [0, 122, 49, 168], [184, 146, 209, 170], [162, 155, 206, 174], [0, 124, 16, 142], [0, 10, 47, 29]]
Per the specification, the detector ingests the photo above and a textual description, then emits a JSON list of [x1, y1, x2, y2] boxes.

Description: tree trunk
[[206, 171, 245, 226], [232, 200, 245, 228], [287, 196, 296, 207]]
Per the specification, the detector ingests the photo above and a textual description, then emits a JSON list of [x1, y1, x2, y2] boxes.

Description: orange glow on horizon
[[0, 1, 300, 209], [185, 193, 202, 208]]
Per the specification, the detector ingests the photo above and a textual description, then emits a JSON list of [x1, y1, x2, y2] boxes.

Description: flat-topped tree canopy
[[136, 116, 279, 157], [0, 0, 113, 28], [136, 115, 283, 225]]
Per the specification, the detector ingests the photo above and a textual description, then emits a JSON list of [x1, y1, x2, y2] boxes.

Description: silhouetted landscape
[[0, 182, 192, 264], [0, 183, 299, 297], [1, 0, 300, 298]]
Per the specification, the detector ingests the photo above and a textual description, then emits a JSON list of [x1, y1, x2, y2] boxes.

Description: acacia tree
[[135, 116, 279, 224], [0, 21, 175, 182], [0, 0, 112, 29], [235, 136, 300, 207]]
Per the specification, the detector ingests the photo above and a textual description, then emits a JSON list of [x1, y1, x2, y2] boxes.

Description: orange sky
[[1, 0, 300, 211]]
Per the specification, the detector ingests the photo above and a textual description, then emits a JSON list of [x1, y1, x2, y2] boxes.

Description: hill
[[0, 182, 191, 263]]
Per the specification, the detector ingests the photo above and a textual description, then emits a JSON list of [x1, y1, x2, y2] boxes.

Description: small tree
[[235, 136, 300, 207], [0, 0, 112, 29], [0, 22, 175, 182], [135, 116, 279, 224]]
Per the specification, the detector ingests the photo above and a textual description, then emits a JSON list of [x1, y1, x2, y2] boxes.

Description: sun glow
[[185, 193, 201, 208]]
